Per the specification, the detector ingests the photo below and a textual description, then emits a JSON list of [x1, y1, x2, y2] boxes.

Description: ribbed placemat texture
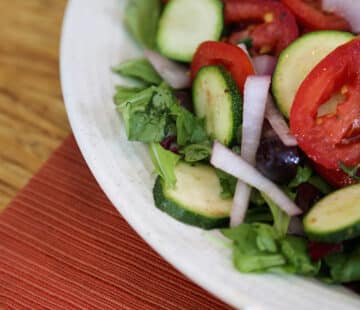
[[0, 135, 232, 309]]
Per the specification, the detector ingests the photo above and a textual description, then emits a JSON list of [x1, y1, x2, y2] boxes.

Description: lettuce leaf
[[116, 83, 176, 143], [124, 0, 161, 49], [222, 223, 320, 276], [112, 58, 162, 85], [261, 193, 290, 237], [149, 143, 180, 188]]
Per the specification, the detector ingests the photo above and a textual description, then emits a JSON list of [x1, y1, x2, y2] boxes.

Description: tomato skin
[[281, 0, 351, 31], [313, 163, 357, 189], [224, 0, 299, 55], [190, 41, 255, 92], [290, 37, 360, 170]]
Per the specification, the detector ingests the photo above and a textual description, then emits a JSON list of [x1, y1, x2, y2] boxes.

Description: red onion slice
[[252, 55, 277, 76], [265, 97, 298, 146], [288, 216, 304, 236], [211, 142, 303, 217], [323, 0, 360, 33], [144, 49, 190, 89], [231, 76, 271, 227]]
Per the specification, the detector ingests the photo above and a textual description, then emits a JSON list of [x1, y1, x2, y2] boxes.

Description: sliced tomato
[[190, 41, 255, 92], [290, 37, 360, 171], [313, 163, 357, 188], [281, 0, 351, 31], [224, 0, 299, 56]]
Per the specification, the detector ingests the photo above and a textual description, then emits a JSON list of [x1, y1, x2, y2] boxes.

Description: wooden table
[[0, 0, 70, 210]]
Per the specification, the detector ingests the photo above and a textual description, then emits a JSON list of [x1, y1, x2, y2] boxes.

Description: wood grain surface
[[0, 0, 70, 210]]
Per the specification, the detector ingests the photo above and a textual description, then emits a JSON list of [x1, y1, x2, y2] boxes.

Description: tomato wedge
[[224, 0, 299, 56], [290, 37, 360, 171], [313, 163, 357, 189], [281, 0, 351, 31], [190, 41, 255, 92]]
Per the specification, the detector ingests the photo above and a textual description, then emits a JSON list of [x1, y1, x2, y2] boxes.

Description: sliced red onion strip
[[144, 49, 190, 89], [231, 76, 271, 227], [323, 0, 360, 33], [265, 97, 298, 146], [211, 142, 303, 217], [252, 55, 277, 76]]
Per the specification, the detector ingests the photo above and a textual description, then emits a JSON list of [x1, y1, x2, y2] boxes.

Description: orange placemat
[[0, 135, 233, 309]]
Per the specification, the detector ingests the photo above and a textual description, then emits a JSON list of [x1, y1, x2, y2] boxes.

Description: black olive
[[256, 136, 300, 184]]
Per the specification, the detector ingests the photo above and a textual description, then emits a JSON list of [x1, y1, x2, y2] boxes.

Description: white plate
[[60, 1, 360, 309]]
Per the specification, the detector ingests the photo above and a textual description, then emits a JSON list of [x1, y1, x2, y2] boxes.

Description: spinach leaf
[[149, 143, 180, 188], [113, 58, 162, 85], [261, 193, 290, 237], [215, 169, 237, 199], [124, 0, 161, 49]]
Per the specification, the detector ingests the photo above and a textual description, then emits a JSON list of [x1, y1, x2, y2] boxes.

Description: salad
[[113, 0, 360, 288]]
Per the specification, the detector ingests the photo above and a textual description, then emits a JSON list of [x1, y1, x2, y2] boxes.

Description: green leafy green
[[280, 236, 320, 276], [285, 165, 332, 197], [288, 165, 313, 188], [124, 0, 161, 49], [250, 189, 266, 206], [116, 83, 176, 142], [149, 143, 180, 188], [222, 223, 320, 276], [308, 175, 332, 194], [325, 244, 360, 283], [115, 81, 212, 166], [261, 193, 290, 237], [222, 224, 285, 272], [175, 108, 209, 146], [237, 37, 253, 50], [215, 169, 237, 199], [112, 58, 162, 85], [180, 142, 212, 163], [339, 161, 360, 181], [114, 86, 147, 106], [244, 206, 273, 223]]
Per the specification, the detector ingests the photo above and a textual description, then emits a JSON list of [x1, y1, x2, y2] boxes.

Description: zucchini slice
[[153, 162, 231, 229], [304, 183, 360, 243], [193, 65, 242, 146], [156, 0, 224, 62], [272, 31, 354, 118]]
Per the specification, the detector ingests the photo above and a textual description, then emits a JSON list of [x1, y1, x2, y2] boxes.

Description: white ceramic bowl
[[60, 1, 360, 309]]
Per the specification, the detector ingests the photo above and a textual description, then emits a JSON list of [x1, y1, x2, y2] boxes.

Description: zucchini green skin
[[272, 30, 354, 118], [153, 177, 230, 230], [156, 0, 224, 62], [304, 183, 360, 243], [193, 65, 242, 146]]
